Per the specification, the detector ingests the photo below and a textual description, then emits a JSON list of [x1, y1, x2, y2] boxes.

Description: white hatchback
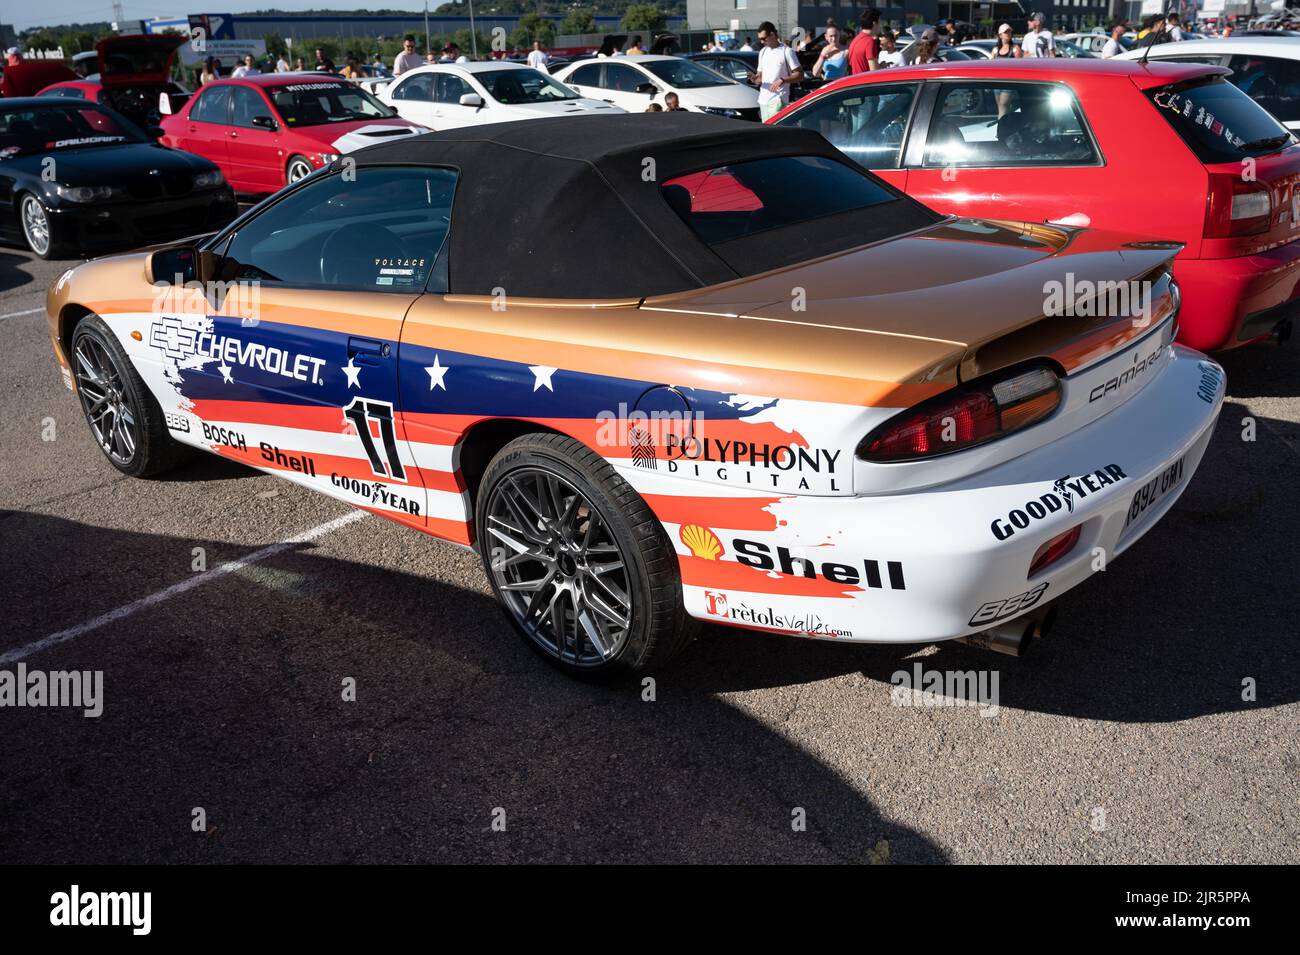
[[551, 55, 761, 120], [379, 62, 624, 129]]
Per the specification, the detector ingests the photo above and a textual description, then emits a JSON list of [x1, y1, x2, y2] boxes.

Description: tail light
[[858, 364, 1061, 462], [1205, 173, 1271, 238], [1028, 524, 1082, 577]]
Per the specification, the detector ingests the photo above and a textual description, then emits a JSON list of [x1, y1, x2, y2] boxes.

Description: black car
[[0, 98, 237, 259], [686, 51, 824, 101]]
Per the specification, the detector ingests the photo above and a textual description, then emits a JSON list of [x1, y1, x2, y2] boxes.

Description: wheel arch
[[455, 418, 566, 535], [57, 303, 96, 371]]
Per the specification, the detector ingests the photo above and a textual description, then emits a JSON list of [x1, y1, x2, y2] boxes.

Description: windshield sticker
[[1153, 91, 1243, 148], [49, 135, 126, 148], [279, 82, 342, 92]]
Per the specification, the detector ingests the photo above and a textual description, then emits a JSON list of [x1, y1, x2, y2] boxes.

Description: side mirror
[[636, 82, 657, 95], [458, 92, 484, 108], [251, 114, 278, 130], [146, 244, 218, 286]]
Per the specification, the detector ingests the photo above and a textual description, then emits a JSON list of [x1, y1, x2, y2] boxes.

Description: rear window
[[1146, 75, 1294, 164], [662, 155, 898, 245]]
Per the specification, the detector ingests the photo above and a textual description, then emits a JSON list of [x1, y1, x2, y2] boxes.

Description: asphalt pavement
[[1, 245, 1296, 864]]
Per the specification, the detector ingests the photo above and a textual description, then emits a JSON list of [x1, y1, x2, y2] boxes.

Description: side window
[[923, 82, 1099, 167], [230, 86, 271, 128], [568, 64, 601, 87], [221, 166, 458, 292], [605, 64, 645, 93], [1226, 55, 1300, 125], [190, 86, 231, 124], [435, 74, 473, 104], [39, 87, 83, 99], [393, 73, 434, 101], [782, 84, 917, 169]]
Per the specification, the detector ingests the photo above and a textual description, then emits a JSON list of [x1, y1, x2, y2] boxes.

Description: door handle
[[348, 336, 389, 365], [602, 98, 615, 103], [229, 131, 238, 138]]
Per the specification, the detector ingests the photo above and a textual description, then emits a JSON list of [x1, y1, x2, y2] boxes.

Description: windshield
[[1146, 75, 1294, 163], [644, 58, 734, 89], [0, 104, 145, 158], [480, 67, 579, 103], [268, 81, 396, 126]]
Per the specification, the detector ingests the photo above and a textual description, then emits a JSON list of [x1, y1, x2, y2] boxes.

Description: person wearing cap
[[992, 23, 1021, 58], [1021, 13, 1057, 57], [1101, 22, 1127, 58], [5, 47, 22, 67]]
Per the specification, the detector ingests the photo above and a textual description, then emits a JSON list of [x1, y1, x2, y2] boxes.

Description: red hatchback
[[771, 59, 1300, 351], [160, 74, 428, 195]]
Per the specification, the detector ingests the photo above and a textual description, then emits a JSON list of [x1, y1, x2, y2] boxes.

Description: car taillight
[[1205, 173, 1271, 238], [858, 364, 1061, 463], [1028, 524, 1082, 577]]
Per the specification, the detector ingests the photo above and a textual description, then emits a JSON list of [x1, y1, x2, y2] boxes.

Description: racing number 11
[[344, 398, 407, 481]]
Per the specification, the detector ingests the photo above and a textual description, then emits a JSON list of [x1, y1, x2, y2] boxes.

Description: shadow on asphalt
[[0, 250, 37, 294]]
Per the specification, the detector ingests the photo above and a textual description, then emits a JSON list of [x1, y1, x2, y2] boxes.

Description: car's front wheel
[[70, 314, 191, 477], [476, 433, 695, 679], [20, 193, 65, 260], [286, 156, 315, 184]]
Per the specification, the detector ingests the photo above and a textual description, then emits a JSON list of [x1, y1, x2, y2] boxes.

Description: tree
[[511, 12, 556, 48], [622, 4, 666, 34], [263, 33, 288, 58], [560, 9, 597, 35]]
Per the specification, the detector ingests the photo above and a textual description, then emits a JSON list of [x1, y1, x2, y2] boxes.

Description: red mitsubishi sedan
[[771, 59, 1300, 351], [159, 73, 427, 195]]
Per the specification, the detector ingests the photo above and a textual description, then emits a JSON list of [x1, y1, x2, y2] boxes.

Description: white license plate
[[1123, 456, 1186, 531]]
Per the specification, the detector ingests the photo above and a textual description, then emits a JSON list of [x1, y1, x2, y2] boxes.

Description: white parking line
[[0, 511, 365, 665], [0, 307, 44, 320]]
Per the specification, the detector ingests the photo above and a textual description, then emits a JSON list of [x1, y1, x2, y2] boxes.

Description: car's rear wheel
[[70, 315, 191, 478], [286, 156, 314, 184], [20, 194, 65, 260], [476, 433, 696, 680]]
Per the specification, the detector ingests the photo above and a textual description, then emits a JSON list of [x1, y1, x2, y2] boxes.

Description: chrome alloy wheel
[[484, 467, 633, 667], [287, 158, 314, 183], [21, 195, 51, 257], [73, 334, 138, 465]]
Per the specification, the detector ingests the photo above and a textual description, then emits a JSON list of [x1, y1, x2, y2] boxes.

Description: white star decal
[[529, 365, 556, 392], [218, 362, 234, 384], [342, 356, 362, 389], [425, 354, 449, 390]]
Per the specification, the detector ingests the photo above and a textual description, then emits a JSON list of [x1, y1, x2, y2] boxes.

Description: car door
[[1224, 54, 1300, 131], [165, 165, 459, 526], [386, 71, 438, 127], [431, 72, 482, 128], [602, 62, 656, 112], [178, 85, 232, 183], [562, 63, 604, 101], [774, 82, 920, 191], [904, 80, 1108, 228], [228, 85, 283, 192]]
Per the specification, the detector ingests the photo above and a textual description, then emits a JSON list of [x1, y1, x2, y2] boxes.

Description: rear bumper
[[654, 344, 1224, 644], [1174, 238, 1300, 350]]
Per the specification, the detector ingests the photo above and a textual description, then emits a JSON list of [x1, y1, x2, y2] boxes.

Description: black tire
[[285, 156, 314, 185], [19, 193, 68, 260], [69, 314, 192, 478], [475, 432, 697, 680]]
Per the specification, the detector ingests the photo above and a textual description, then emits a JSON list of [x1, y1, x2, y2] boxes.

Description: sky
[[9, 3, 449, 32]]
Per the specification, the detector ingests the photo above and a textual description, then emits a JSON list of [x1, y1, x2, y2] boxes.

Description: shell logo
[[680, 524, 724, 560]]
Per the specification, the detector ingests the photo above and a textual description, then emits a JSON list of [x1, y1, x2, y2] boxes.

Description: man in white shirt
[[1100, 22, 1126, 58], [1021, 12, 1056, 57], [275, 53, 290, 72], [394, 35, 424, 75], [231, 54, 261, 78], [526, 41, 549, 70], [1167, 13, 1185, 40], [749, 21, 803, 121]]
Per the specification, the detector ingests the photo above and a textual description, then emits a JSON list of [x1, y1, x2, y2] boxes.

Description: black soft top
[[352, 112, 938, 299]]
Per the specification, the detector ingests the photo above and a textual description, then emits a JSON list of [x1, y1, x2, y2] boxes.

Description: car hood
[[496, 98, 624, 116], [1, 61, 77, 97], [680, 84, 760, 109], [96, 34, 185, 89], [5, 141, 215, 185], [286, 117, 430, 153], [642, 218, 1182, 383]]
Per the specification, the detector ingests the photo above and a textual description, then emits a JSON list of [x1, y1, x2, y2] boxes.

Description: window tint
[[924, 82, 1099, 167], [39, 87, 85, 99], [662, 155, 897, 245], [1226, 55, 1300, 124], [479, 68, 578, 103], [221, 166, 458, 291], [568, 64, 601, 87], [435, 73, 473, 104], [0, 105, 143, 156], [604, 64, 645, 93], [393, 73, 434, 101], [190, 86, 231, 124], [230, 86, 271, 128], [1145, 75, 1293, 163], [778, 83, 916, 168], [268, 81, 394, 126]]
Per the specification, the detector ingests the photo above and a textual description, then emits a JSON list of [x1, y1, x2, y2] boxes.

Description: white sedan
[[379, 61, 624, 129], [1117, 36, 1300, 131], [552, 55, 761, 119]]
